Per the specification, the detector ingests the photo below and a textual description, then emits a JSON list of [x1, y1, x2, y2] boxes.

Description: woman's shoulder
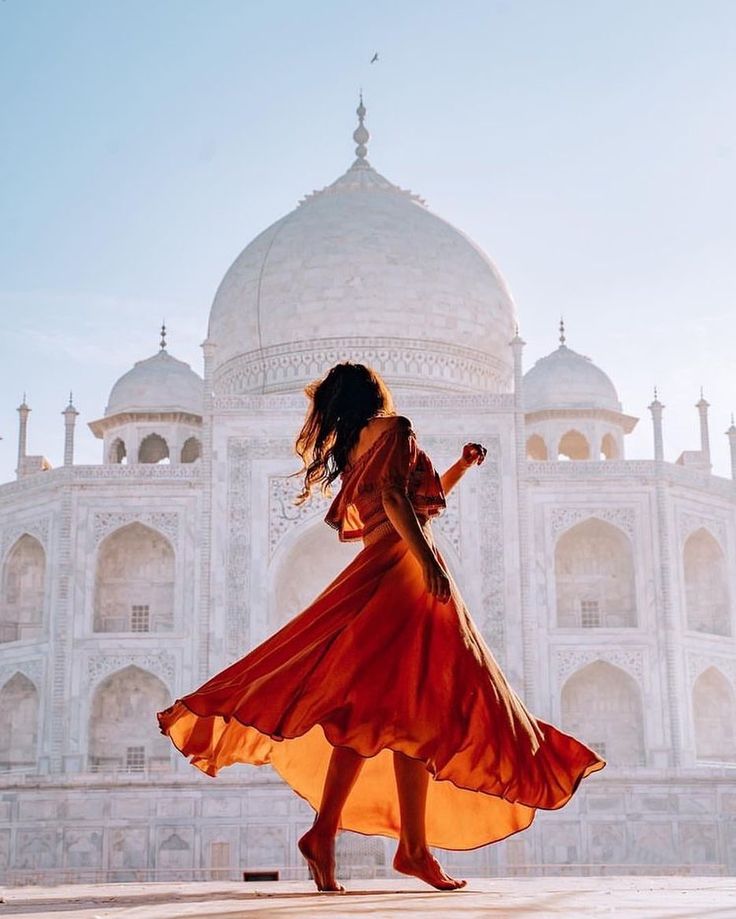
[[369, 414, 414, 434]]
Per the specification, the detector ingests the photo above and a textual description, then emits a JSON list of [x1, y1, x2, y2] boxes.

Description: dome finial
[[559, 316, 566, 347], [160, 320, 167, 351], [352, 91, 370, 166]]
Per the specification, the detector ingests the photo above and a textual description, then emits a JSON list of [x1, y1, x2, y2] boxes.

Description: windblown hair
[[294, 362, 395, 504]]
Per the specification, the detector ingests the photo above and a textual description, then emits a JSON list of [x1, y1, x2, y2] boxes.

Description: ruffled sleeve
[[325, 417, 446, 542]]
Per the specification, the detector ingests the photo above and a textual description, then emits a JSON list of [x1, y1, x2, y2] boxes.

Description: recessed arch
[[1, 534, 45, 643], [88, 665, 171, 773], [0, 672, 39, 770], [138, 433, 170, 465], [271, 521, 361, 631], [180, 436, 201, 464], [684, 528, 730, 635], [558, 430, 590, 461], [555, 517, 636, 627], [693, 666, 736, 762], [109, 438, 127, 465], [526, 434, 548, 461], [561, 660, 645, 766], [94, 522, 174, 632], [600, 433, 618, 460]]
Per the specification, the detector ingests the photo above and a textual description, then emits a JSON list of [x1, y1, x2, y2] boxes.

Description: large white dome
[[207, 105, 517, 395]]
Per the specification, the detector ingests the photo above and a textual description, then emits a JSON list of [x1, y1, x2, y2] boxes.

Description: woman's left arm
[[441, 443, 487, 495]]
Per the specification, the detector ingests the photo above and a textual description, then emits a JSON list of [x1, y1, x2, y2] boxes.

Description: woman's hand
[[461, 442, 487, 468], [422, 555, 452, 603]]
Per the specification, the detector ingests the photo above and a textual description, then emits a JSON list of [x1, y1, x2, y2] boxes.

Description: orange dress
[[157, 416, 605, 850]]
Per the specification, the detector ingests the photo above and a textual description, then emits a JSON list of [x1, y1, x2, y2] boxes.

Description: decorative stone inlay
[[686, 652, 736, 687], [214, 338, 511, 396], [1, 516, 51, 559], [0, 658, 43, 690], [93, 511, 180, 546], [550, 507, 636, 539], [213, 392, 515, 412], [268, 475, 330, 558], [678, 511, 727, 547], [229, 438, 294, 652], [475, 436, 505, 662], [554, 647, 645, 685], [86, 652, 176, 688]]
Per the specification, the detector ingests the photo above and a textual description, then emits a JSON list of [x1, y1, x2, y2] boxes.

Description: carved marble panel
[[86, 651, 175, 689], [550, 506, 636, 540], [554, 647, 645, 686], [93, 511, 180, 546]]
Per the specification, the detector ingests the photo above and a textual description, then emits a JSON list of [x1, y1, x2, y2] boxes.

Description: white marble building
[[1, 102, 735, 884]]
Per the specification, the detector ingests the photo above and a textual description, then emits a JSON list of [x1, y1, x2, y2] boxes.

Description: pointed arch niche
[[0, 673, 39, 770], [138, 433, 170, 464], [684, 528, 731, 635], [94, 522, 174, 633], [1, 534, 46, 643], [558, 430, 590, 461], [554, 518, 636, 628], [88, 665, 171, 773], [692, 667, 736, 763], [561, 660, 645, 766], [526, 434, 548, 461], [271, 521, 361, 631]]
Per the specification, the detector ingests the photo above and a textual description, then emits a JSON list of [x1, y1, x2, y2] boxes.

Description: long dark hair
[[294, 362, 395, 503]]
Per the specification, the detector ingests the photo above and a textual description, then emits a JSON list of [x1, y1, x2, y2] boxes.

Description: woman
[[157, 362, 605, 892]]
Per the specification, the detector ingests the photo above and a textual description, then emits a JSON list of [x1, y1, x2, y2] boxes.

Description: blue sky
[[1, 0, 734, 480]]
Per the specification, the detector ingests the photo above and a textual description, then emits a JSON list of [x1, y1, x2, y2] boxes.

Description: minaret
[[62, 392, 79, 466], [352, 92, 370, 167], [696, 387, 711, 468], [649, 387, 665, 461], [726, 414, 736, 481], [510, 323, 525, 409], [16, 394, 30, 478]]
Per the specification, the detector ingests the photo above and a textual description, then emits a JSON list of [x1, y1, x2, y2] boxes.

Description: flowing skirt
[[158, 527, 605, 850]]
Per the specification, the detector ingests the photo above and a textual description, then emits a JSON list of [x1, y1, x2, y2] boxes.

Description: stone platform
[[2, 877, 735, 919]]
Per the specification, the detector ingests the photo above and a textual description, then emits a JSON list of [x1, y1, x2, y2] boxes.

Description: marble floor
[[2, 877, 735, 919]]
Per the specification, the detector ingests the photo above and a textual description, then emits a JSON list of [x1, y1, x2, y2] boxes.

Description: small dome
[[523, 344, 620, 412], [106, 350, 204, 416]]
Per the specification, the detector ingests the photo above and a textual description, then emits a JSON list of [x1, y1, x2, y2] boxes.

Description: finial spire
[[559, 316, 566, 346], [352, 92, 370, 166], [160, 321, 167, 351]]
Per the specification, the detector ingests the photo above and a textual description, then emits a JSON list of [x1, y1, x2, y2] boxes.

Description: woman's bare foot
[[393, 842, 467, 890], [298, 826, 345, 892]]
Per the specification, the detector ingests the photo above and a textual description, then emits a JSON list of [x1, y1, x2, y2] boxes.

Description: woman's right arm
[[381, 486, 451, 602]]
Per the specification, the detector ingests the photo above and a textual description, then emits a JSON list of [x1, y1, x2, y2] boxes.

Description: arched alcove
[[272, 522, 361, 629], [94, 522, 174, 632], [558, 430, 590, 461], [684, 528, 730, 635], [561, 660, 645, 766], [1, 534, 45, 643], [109, 438, 127, 465], [526, 434, 548, 461], [600, 433, 618, 460], [555, 518, 636, 627], [180, 436, 201, 464], [88, 666, 171, 773], [138, 433, 170, 464], [0, 673, 39, 770], [693, 667, 736, 762]]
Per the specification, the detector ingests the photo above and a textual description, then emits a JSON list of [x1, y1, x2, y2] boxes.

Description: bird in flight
[[370, 52, 379, 63]]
